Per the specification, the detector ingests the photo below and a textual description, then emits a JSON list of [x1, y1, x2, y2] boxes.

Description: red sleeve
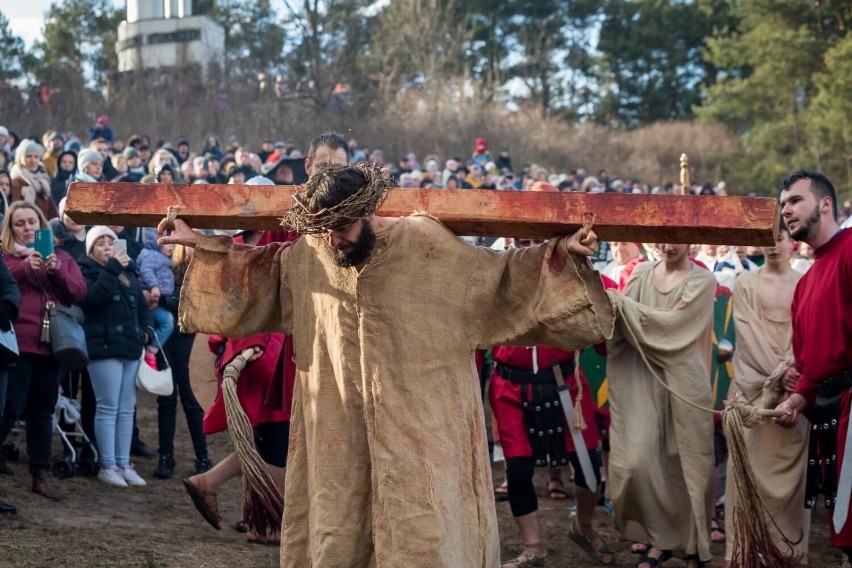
[[257, 231, 299, 246], [791, 289, 817, 410], [218, 334, 278, 370], [208, 334, 226, 355], [619, 258, 645, 292], [50, 250, 88, 305]]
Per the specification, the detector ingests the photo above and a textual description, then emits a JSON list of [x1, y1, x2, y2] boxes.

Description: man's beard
[[334, 220, 376, 267], [790, 205, 820, 241]]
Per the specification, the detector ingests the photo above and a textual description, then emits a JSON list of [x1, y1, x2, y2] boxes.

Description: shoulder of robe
[[406, 212, 454, 236], [735, 269, 758, 287], [688, 264, 718, 290], [631, 260, 655, 277], [403, 213, 476, 251]]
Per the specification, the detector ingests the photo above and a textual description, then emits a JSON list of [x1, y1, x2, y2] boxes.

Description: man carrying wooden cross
[[157, 162, 615, 566]]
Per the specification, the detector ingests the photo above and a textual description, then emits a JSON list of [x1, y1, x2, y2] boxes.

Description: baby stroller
[[53, 394, 99, 478]]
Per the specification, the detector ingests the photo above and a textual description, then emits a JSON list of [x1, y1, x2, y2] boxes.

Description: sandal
[[710, 518, 726, 543], [635, 548, 671, 568], [182, 475, 221, 530], [630, 543, 650, 555], [568, 519, 615, 565], [495, 480, 509, 502], [234, 520, 247, 533], [684, 555, 706, 568], [501, 547, 547, 567], [547, 478, 569, 500]]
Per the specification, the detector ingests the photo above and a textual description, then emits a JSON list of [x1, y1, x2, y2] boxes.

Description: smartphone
[[114, 239, 127, 257], [27, 228, 54, 258]]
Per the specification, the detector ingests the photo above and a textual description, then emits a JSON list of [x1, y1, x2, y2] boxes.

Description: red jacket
[[4, 249, 87, 355], [203, 333, 294, 435]]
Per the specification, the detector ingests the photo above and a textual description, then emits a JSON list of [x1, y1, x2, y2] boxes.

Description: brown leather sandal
[[182, 475, 221, 530], [568, 519, 615, 565]]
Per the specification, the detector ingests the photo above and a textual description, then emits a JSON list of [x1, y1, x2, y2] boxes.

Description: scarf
[[74, 171, 98, 183], [13, 242, 35, 257], [10, 163, 52, 202]]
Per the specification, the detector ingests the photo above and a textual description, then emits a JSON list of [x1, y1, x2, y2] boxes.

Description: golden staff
[[679, 153, 689, 195]]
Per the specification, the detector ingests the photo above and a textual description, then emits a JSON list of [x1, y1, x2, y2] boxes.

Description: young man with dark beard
[[158, 162, 615, 567], [775, 171, 852, 566]]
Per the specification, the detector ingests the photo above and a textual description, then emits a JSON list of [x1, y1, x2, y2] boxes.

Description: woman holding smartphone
[[78, 226, 153, 487], [0, 201, 86, 500]]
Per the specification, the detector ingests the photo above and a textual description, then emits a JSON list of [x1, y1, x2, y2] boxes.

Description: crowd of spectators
[[0, 116, 833, 520]]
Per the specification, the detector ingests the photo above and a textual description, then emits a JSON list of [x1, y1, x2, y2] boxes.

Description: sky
[[6, 0, 124, 47]]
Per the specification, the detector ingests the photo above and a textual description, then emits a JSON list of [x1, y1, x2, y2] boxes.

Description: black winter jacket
[[0, 254, 20, 332], [78, 256, 153, 361]]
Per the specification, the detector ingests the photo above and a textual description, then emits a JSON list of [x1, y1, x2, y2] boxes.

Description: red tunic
[[791, 229, 852, 546], [203, 333, 294, 435], [489, 345, 599, 458]]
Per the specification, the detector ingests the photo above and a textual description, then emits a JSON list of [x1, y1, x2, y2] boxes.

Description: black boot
[[0, 455, 13, 476], [154, 454, 176, 479], [194, 456, 212, 474], [0, 499, 16, 514], [130, 437, 154, 458]]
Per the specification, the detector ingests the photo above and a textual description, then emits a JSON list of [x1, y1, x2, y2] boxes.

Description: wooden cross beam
[[64, 182, 779, 245]]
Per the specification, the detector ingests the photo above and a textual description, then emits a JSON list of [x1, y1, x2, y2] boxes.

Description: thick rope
[[615, 302, 721, 415], [723, 396, 804, 567], [163, 205, 180, 233], [222, 349, 285, 540]]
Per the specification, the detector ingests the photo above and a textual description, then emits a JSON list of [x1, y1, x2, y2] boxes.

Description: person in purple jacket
[[0, 201, 87, 501], [136, 239, 175, 369]]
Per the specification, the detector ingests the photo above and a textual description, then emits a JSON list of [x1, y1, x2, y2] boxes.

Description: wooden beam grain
[[64, 182, 779, 245]]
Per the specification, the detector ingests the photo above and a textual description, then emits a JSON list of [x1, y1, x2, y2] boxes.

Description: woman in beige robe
[[607, 261, 716, 564]]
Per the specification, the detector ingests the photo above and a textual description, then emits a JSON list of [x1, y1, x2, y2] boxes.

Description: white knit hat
[[85, 225, 117, 256], [77, 148, 103, 173], [14, 139, 44, 166]]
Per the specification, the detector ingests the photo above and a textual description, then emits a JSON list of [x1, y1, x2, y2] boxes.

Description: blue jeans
[[151, 307, 175, 348], [88, 358, 140, 468]]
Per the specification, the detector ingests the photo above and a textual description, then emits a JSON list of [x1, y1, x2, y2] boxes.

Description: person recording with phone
[[0, 201, 86, 501], [78, 226, 153, 487]]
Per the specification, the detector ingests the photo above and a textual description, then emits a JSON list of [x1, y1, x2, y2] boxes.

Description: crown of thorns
[[280, 162, 392, 234]]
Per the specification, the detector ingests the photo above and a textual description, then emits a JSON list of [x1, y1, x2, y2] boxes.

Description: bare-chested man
[[724, 226, 809, 565]]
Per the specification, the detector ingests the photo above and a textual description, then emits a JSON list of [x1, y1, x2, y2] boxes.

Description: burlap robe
[[606, 262, 716, 562], [179, 214, 615, 567], [724, 270, 810, 561]]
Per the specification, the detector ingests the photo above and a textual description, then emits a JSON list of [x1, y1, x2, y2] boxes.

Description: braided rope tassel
[[222, 349, 285, 540], [723, 396, 804, 568]]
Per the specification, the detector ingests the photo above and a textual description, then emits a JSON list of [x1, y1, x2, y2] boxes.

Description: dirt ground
[[0, 337, 843, 567]]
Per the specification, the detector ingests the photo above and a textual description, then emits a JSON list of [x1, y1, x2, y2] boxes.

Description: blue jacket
[[137, 246, 175, 296]]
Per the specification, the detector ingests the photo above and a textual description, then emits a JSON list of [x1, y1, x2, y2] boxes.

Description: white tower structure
[[117, 0, 224, 75]]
